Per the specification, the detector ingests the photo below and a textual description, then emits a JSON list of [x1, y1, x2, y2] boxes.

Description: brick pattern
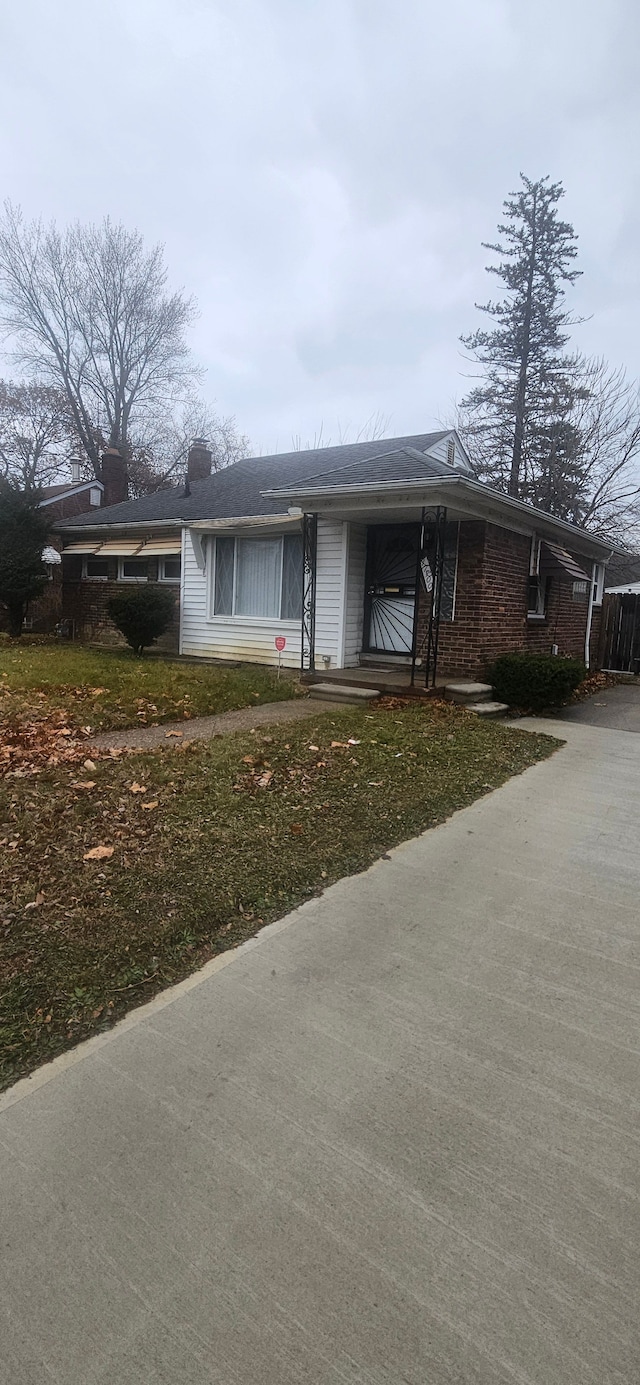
[[417, 520, 600, 679], [62, 556, 180, 652]]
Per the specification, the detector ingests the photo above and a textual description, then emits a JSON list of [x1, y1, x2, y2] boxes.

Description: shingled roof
[[56, 432, 451, 529], [262, 446, 457, 495]]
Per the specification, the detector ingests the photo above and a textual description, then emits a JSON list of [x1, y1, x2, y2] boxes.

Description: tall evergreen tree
[[460, 174, 582, 499], [0, 480, 51, 636]]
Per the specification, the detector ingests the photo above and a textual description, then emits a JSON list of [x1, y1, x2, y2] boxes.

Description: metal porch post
[[301, 512, 318, 674], [423, 506, 447, 689]]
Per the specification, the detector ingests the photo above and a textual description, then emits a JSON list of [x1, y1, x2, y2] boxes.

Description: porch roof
[[262, 468, 613, 562]]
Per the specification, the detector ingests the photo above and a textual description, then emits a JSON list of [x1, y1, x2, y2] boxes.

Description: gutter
[[55, 518, 184, 536]]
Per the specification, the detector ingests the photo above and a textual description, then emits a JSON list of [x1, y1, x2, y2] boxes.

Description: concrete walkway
[[1, 719, 639, 1383], [90, 695, 341, 751]]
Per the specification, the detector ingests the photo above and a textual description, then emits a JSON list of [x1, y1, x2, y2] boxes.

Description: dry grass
[[0, 640, 300, 733]]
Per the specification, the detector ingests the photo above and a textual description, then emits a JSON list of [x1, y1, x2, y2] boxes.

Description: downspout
[[584, 562, 596, 670]]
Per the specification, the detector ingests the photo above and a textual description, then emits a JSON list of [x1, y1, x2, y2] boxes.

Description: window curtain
[[235, 538, 281, 617], [281, 534, 303, 619]]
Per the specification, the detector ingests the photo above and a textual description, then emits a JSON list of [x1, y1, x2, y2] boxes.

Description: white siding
[[315, 518, 346, 667], [180, 529, 302, 667], [425, 431, 472, 473], [343, 523, 367, 665], [180, 519, 351, 670]]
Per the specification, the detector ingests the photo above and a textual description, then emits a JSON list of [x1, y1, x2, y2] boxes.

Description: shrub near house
[[108, 585, 176, 655], [489, 652, 586, 711]]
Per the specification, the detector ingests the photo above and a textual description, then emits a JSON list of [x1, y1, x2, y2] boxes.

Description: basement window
[[83, 556, 109, 581], [118, 558, 148, 582], [159, 556, 181, 583]]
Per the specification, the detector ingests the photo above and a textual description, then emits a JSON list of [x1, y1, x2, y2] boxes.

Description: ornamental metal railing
[[301, 512, 318, 673]]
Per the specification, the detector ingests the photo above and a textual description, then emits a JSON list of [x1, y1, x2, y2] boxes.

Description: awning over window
[[542, 542, 589, 582], [95, 540, 144, 556], [137, 539, 182, 556], [62, 541, 102, 555]]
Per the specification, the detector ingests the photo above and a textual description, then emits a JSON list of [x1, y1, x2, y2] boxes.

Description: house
[[55, 431, 613, 684], [0, 473, 105, 634]]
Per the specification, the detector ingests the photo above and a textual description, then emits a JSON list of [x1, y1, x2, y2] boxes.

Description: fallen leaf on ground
[[308, 744, 319, 751], [256, 771, 273, 788], [331, 741, 349, 748], [347, 738, 361, 745], [165, 730, 183, 738], [83, 759, 97, 772], [70, 780, 96, 790], [129, 782, 147, 794], [83, 845, 114, 861], [141, 800, 159, 811], [290, 823, 303, 834]]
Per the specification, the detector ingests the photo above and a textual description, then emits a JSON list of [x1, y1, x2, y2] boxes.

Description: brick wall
[[62, 556, 180, 652], [418, 520, 600, 679]]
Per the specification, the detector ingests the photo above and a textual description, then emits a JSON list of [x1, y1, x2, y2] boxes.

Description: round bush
[[488, 651, 586, 711], [107, 585, 176, 655]]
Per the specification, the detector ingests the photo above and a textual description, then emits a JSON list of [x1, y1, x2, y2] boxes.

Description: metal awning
[[542, 542, 589, 581], [137, 538, 182, 556], [188, 514, 300, 533], [62, 540, 102, 555], [94, 540, 144, 556]]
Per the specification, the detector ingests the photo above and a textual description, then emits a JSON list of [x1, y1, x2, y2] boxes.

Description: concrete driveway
[[557, 679, 640, 731], [1, 719, 639, 1384]]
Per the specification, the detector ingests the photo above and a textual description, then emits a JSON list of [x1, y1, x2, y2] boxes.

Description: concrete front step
[[466, 700, 510, 718], [308, 683, 381, 706], [444, 681, 493, 705]]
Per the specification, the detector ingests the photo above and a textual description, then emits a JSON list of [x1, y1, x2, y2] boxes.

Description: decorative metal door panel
[[364, 525, 420, 654]]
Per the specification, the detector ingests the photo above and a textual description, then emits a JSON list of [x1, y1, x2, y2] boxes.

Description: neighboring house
[[55, 431, 613, 683], [0, 476, 104, 634]]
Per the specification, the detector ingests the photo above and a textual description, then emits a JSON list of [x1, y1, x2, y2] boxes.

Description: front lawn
[[0, 641, 300, 733], [0, 700, 559, 1090]]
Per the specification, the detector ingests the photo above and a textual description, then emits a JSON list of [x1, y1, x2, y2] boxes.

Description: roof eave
[[261, 475, 614, 557]]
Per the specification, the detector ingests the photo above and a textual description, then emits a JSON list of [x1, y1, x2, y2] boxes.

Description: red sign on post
[[275, 636, 286, 651]]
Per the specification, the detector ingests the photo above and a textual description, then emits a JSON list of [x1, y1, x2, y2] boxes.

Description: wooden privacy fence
[[600, 592, 640, 673]]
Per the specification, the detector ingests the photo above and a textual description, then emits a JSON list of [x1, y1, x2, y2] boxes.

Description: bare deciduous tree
[[0, 378, 76, 488], [0, 203, 199, 477], [124, 394, 250, 497], [557, 357, 640, 542], [290, 411, 391, 452]]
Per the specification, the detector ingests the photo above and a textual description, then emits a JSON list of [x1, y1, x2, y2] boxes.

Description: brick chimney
[[187, 437, 212, 483], [101, 448, 128, 507]]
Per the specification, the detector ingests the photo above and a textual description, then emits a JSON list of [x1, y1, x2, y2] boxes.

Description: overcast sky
[[1, 0, 638, 455]]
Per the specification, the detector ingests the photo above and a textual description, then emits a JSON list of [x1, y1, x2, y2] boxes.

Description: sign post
[[274, 635, 286, 679]]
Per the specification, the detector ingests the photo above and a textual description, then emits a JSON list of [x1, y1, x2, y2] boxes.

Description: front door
[[363, 524, 420, 654]]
